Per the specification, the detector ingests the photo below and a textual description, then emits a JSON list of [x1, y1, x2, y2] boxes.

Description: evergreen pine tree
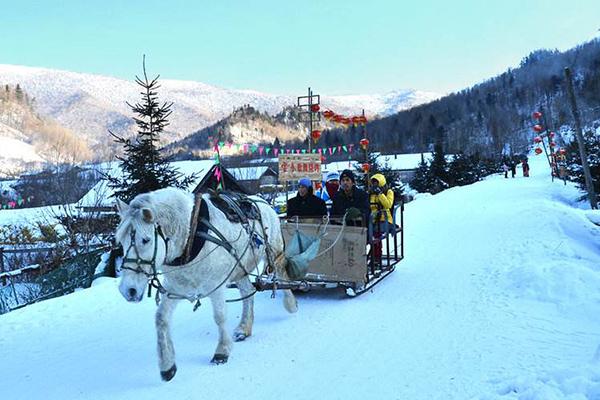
[[447, 152, 480, 186], [427, 126, 449, 193], [566, 130, 600, 205], [106, 59, 198, 202], [410, 160, 434, 193], [15, 84, 23, 103]]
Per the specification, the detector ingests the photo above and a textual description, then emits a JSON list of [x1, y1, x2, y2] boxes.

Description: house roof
[[78, 160, 216, 207], [228, 166, 272, 181]]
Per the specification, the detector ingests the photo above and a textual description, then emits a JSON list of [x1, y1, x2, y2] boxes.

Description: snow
[[229, 166, 269, 181], [322, 152, 432, 174], [1, 155, 599, 399], [0, 64, 439, 147]]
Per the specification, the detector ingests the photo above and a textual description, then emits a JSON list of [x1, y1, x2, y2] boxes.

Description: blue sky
[[1, 0, 599, 95]]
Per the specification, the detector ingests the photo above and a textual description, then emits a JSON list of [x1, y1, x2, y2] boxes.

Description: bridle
[[120, 224, 168, 277]]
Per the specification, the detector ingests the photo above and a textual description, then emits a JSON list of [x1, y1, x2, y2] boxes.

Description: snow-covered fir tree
[[107, 59, 198, 202]]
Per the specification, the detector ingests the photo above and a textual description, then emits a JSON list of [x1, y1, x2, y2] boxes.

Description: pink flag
[[259, 146, 264, 155], [328, 147, 333, 155], [243, 144, 249, 154], [318, 148, 322, 154], [214, 166, 222, 182], [296, 149, 301, 154], [274, 148, 279, 157], [337, 146, 341, 152]]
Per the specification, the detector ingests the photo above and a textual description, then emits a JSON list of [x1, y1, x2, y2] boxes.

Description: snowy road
[[1, 156, 599, 399]]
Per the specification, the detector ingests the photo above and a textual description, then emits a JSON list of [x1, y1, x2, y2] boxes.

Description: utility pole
[[564, 67, 598, 209], [297, 87, 320, 152]]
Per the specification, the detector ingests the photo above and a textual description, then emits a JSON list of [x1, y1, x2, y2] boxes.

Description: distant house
[[228, 166, 278, 194]]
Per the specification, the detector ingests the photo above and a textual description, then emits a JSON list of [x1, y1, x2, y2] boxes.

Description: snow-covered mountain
[[0, 64, 439, 146], [0, 122, 45, 176]]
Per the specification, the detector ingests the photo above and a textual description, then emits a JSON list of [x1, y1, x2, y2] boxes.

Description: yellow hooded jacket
[[369, 173, 394, 223]]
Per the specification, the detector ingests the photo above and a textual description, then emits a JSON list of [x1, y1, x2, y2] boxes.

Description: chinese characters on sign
[[278, 154, 322, 182]]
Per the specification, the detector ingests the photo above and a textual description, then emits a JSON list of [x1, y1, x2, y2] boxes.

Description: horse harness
[[120, 191, 275, 309]]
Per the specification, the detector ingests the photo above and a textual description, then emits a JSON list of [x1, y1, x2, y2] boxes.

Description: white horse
[[114, 187, 297, 381]]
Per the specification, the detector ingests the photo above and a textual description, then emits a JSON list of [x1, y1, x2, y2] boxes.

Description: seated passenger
[[287, 177, 327, 218], [369, 173, 395, 260], [331, 169, 369, 225]]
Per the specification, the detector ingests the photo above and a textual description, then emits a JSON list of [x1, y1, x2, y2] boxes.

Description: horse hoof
[[234, 332, 249, 342], [160, 364, 177, 382], [211, 354, 229, 364]]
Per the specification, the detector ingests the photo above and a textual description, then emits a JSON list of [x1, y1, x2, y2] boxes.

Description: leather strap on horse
[[183, 192, 204, 264]]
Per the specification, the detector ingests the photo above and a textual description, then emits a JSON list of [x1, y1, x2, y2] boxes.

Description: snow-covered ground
[[1, 155, 599, 399]]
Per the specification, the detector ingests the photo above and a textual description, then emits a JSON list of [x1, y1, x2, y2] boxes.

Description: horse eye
[[142, 237, 150, 245]]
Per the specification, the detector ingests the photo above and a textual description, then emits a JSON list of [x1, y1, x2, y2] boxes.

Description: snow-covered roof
[[323, 152, 432, 174], [78, 160, 215, 207], [228, 166, 270, 181]]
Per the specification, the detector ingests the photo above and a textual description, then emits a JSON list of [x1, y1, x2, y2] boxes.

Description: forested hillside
[[329, 39, 600, 157]]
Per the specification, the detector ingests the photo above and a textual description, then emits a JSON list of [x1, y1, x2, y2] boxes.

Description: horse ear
[[142, 208, 154, 223], [116, 199, 129, 216]]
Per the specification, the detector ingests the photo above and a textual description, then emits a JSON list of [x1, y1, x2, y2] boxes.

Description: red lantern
[[362, 163, 370, 173], [311, 104, 320, 113], [549, 132, 555, 138], [533, 124, 543, 132], [320, 155, 326, 163], [323, 110, 335, 119], [341, 117, 351, 125], [533, 136, 542, 143], [534, 147, 543, 155], [359, 138, 369, 150], [532, 111, 542, 120], [311, 130, 321, 143], [549, 141, 556, 147], [559, 148, 566, 155]]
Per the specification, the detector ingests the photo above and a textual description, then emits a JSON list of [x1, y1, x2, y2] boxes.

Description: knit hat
[[325, 171, 340, 182], [298, 177, 312, 188], [339, 169, 355, 182]]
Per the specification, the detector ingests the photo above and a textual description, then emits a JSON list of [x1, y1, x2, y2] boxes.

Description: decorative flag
[[274, 148, 279, 156]]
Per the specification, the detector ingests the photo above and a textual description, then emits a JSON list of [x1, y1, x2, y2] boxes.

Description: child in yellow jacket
[[369, 173, 394, 262]]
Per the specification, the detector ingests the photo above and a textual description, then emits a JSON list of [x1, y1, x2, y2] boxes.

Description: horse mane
[[116, 188, 194, 262]]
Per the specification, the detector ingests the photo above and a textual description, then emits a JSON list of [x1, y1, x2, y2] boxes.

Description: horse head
[[115, 195, 168, 303]]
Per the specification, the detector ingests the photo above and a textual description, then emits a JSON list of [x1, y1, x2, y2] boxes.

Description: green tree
[[566, 130, 600, 206], [106, 59, 198, 202]]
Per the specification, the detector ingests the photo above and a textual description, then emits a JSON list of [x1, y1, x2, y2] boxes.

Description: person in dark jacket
[[331, 169, 369, 225], [287, 177, 327, 218]]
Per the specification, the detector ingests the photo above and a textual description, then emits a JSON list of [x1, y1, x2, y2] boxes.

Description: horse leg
[[155, 297, 179, 381], [233, 276, 254, 341], [209, 289, 232, 364], [274, 252, 298, 313]]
